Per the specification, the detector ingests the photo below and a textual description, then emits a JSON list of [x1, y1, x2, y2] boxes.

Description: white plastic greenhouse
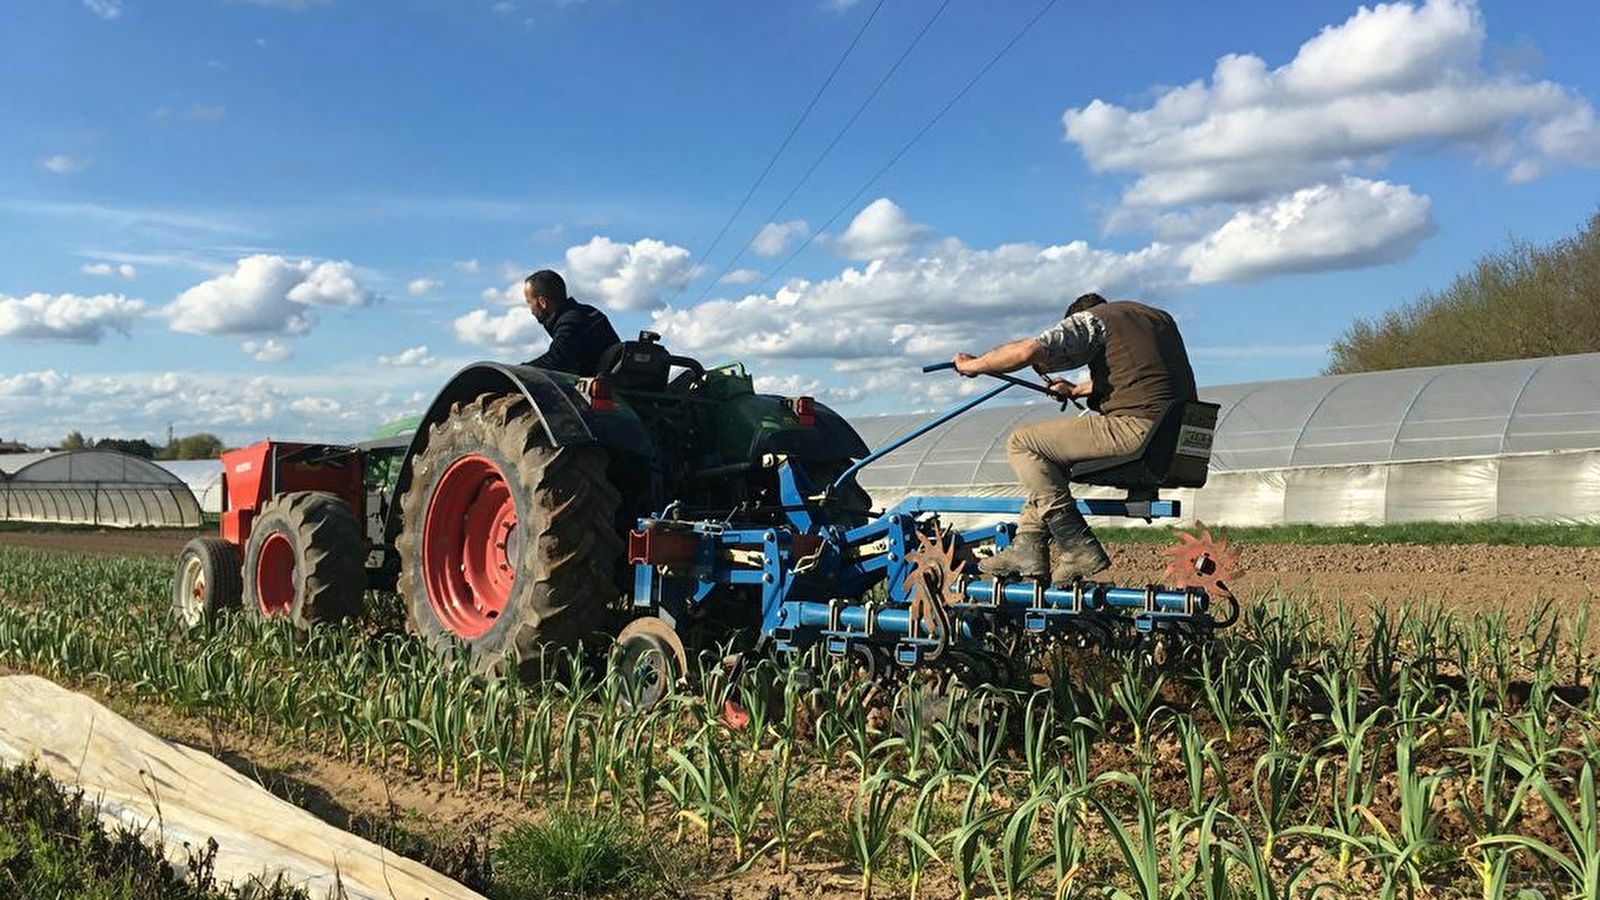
[[849, 352, 1600, 526], [0, 450, 203, 528]]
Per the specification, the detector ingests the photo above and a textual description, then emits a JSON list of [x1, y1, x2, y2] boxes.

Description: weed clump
[[490, 810, 654, 899]]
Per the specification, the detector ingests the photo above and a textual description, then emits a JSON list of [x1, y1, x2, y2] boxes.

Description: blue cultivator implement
[[618, 364, 1239, 701]]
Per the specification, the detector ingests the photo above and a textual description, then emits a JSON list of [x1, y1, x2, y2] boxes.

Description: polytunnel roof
[[0, 452, 55, 475], [6, 450, 191, 485], [848, 352, 1600, 493]]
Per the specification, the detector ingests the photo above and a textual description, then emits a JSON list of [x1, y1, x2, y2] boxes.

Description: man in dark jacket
[[521, 269, 620, 376], [952, 293, 1197, 586]]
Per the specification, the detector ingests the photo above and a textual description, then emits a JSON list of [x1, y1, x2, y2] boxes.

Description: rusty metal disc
[[1162, 523, 1241, 599]]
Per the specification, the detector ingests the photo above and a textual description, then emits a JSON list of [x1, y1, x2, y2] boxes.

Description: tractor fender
[[384, 362, 653, 542]]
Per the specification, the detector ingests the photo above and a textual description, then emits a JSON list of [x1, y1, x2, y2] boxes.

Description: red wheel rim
[[255, 532, 296, 618], [422, 454, 518, 639]]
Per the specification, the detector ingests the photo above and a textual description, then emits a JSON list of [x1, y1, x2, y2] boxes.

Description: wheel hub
[[422, 454, 519, 639], [255, 532, 297, 618], [177, 556, 205, 627]]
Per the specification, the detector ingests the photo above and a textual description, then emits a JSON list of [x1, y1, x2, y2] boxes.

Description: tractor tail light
[[586, 376, 614, 413], [791, 396, 816, 426]]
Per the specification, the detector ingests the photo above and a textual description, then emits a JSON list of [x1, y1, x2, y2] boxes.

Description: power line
[[755, 0, 1062, 294], [692, 0, 957, 304], [669, 0, 888, 305]]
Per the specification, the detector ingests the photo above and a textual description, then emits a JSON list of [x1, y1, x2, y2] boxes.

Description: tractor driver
[[952, 293, 1197, 586], [521, 269, 621, 377]]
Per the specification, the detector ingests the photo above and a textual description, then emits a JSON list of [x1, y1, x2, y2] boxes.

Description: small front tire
[[172, 537, 242, 629]]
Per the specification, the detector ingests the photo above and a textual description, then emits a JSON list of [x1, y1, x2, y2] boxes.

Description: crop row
[[0, 548, 1596, 899]]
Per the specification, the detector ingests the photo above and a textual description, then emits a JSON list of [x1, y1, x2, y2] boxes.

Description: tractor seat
[[598, 331, 707, 393], [599, 333, 672, 391], [1070, 399, 1220, 493]]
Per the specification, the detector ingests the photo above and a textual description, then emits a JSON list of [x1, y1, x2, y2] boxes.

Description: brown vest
[[1086, 301, 1197, 421]]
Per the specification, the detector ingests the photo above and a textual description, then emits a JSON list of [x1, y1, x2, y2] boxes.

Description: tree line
[[1326, 211, 1600, 374], [59, 431, 226, 460]]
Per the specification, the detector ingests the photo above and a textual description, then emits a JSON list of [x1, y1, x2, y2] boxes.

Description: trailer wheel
[[243, 491, 366, 628], [397, 392, 622, 678], [172, 537, 242, 629]]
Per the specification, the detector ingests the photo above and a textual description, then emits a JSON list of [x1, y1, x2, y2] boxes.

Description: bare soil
[[0, 527, 202, 559], [1106, 539, 1599, 617]]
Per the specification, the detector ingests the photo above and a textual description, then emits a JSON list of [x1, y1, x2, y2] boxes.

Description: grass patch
[[491, 810, 658, 899], [1096, 520, 1600, 546], [0, 760, 309, 899]]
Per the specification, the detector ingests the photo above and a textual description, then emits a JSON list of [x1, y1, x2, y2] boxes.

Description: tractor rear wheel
[[396, 392, 622, 678], [242, 491, 366, 628], [172, 537, 242, 629]]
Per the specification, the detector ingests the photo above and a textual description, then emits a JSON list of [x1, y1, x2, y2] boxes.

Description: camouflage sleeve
[[1033, 311, 1105, 371]]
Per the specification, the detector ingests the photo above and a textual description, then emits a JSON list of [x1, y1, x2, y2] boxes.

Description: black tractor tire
[[242, 490, 367, 629], [396, 392, 623, 678], [171, 537, 242, 629]]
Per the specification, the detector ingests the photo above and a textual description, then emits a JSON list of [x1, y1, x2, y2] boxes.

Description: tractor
[[172, 332, 1237, 695]]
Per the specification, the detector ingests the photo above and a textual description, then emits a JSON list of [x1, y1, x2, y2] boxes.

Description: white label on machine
[[1175, 424, 1214, 459]]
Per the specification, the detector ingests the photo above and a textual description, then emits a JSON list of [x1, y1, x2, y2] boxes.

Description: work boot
[[977, 530, 1049, 579], [1044, 508, 1112, 587]]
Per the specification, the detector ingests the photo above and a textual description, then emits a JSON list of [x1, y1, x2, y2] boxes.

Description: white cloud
[[0, 293, 146, 344], [1181, 178, 1435, 283], [242, 339, 292, 362], [82, 0, 121, 19], [1062, 0, 1600, 211], [720, 268, 762, 285], [832, 198, 928, 261], [752, 220, 809, 257], [481, 282, 523, 307], [0, 366, 442, 448], [164, 255, 379, 336], [492, 1, 516, 12], [0, 370, 69, 397], [453, 307, 545, 356], [453, 258, 482, 274], [752, 373, 862, 405], [291, 396, 340, 415], [81, 262, 138, 279], [377, 345, 436, 367], [565, 236, 697, 310], [186, 105, 227, 123], [650, 226, 1177, 365], [40, 155, 89, 175], [407, 277, 442, 296]]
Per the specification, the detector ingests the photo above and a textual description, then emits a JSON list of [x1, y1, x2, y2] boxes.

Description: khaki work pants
[[1007, 415, 1153, 531]]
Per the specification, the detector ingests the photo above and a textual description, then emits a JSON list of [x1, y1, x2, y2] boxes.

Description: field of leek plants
[[0, 545, 1596, 900]]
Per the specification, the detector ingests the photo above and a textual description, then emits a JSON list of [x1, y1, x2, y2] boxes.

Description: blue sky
[[3, 0, 1598, 447]]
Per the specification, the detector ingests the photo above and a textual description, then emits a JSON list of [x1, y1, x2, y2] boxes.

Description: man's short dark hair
[[1065, 292, 1107, 317], [525, 269, 568, 302]]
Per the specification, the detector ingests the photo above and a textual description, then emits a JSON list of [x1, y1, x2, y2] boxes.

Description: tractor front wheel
[[172, 537, 241, 629], [242, 491, 366, 628], [396, 393, 622, 678]]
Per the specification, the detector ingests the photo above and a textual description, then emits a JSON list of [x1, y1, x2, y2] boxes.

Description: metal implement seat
[[1071, 400, 1220, 494]]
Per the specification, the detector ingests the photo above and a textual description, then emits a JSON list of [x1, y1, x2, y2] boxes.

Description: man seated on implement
[[952, 292, 1197, 586], [521, 268, 620, 376]]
